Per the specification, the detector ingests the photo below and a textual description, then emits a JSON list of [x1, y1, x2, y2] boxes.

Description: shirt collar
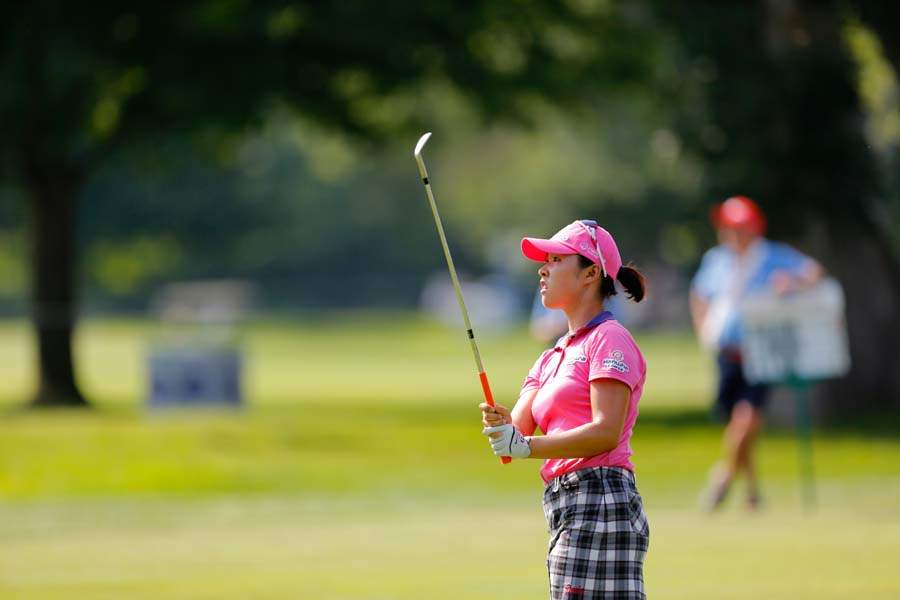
[[721, 237, 767, 260], [554, 310, 614, 348]]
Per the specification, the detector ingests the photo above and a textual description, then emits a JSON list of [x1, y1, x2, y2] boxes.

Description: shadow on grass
[[638, 406, 713, 428], [4, 394, 897, 441], [821, 408, 900, 440], [635, 404, 900, 441]]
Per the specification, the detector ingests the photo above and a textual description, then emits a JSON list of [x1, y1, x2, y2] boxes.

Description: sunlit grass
[[0, 314, 713, 410], [0, 315, 897, 599]]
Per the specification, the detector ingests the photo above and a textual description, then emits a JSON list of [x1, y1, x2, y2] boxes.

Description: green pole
[[790, 375, 816, 510]]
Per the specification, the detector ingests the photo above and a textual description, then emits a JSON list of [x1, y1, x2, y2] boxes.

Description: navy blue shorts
[[714, 351, 769, 420]]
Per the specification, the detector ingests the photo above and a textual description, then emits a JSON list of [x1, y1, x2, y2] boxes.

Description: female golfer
[[482, 220, 649, 600]]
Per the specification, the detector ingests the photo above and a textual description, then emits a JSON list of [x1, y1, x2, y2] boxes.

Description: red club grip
[[479, 371, 511, 465]]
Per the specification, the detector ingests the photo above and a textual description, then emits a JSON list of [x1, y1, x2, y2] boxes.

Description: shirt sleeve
[[587, 327, 643, 392], [769, 242, 815, 274], [521, 350, 550, 393]]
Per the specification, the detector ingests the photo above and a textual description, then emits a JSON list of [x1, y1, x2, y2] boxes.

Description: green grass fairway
[[1, 315, 898, 599]]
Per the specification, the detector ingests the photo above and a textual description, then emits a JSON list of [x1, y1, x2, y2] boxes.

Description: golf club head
[[414, 132, 432, 157]]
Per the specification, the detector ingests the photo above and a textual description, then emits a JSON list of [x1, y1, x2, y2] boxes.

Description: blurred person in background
[[482, 220, 650, 599], [690, 196, 823, 511]]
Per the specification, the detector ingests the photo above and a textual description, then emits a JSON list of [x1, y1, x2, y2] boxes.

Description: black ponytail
[[578, 256, 646, 303], [616, 265, 646, 302]]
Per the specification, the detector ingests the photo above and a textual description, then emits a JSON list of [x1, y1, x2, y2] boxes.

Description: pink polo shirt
[[522, 311, 646, 483]]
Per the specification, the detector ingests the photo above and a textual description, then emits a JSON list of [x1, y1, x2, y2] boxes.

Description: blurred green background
[[1, 1, 899, 598]]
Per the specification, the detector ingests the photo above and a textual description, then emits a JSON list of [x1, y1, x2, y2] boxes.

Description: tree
[[656, 0, 900, 415], [5, 1, 899, 414], [0, 1, 650, 406]]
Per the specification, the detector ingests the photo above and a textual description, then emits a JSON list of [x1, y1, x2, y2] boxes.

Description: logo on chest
[[565, 353, 588, 367]]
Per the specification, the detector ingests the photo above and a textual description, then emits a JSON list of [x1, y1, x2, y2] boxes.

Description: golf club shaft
[[414, 141, 510, 465]]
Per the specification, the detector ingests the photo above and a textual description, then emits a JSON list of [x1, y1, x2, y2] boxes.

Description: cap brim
[[521, 238, 574, 262]]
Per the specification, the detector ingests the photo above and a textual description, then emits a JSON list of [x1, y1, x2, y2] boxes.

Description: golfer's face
[[538, 253, 582, 309], [717, 226, 757, 254]]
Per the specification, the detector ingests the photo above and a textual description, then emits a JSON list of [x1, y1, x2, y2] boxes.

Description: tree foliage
[[0, 1, 657, 406]]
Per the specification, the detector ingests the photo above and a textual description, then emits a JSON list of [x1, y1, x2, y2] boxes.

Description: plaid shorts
[[542, 466, 650, 599]]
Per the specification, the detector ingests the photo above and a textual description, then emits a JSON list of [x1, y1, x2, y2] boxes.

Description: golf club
[[413, 132, 510, 465]]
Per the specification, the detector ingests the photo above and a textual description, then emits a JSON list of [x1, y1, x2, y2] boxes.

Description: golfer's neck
[[565, 296, 605, 333]]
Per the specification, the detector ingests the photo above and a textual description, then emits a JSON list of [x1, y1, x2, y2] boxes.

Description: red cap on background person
[[710, 196, 766, 235]]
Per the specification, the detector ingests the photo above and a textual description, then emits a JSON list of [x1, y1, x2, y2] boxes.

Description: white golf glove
[[482, 424, 531, 459]]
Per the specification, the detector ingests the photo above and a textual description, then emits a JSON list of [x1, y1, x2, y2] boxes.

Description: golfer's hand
[[482, 424, 532, 459], [480, 402, 511, 428]]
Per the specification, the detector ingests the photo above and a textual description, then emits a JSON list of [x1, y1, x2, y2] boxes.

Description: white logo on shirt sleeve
[[601, 350, 629, 373]]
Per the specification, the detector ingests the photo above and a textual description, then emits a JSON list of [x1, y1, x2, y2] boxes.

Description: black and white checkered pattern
[[542, 467, 649, 599]]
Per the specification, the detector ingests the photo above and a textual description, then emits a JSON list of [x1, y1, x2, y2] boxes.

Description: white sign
[[740, 278, 850, 384]]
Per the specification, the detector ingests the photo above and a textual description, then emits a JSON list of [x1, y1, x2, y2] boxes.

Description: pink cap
[[521, 220, 622, 279]]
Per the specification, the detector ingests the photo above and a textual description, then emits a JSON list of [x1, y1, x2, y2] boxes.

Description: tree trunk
[[663, 0, 900, 417], [23, 162, 87, 408], [15, 7, 89, 408], [804, 216, 900, 418], [763, 0, 900, 416]]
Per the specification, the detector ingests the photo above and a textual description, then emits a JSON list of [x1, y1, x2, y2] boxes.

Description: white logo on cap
[[579, 242, 598, 258]]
